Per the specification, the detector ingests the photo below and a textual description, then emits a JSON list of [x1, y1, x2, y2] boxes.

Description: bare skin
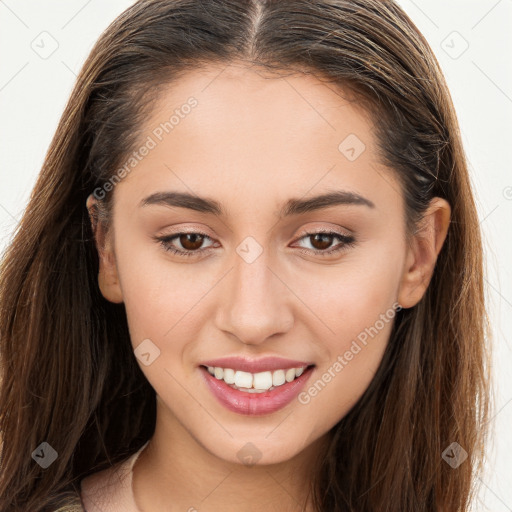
[[86, 62, 450, 511]]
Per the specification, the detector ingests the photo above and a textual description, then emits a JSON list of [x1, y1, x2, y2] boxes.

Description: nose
[[213, 246, 294, 345]]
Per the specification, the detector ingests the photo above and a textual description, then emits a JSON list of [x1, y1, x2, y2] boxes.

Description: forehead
[[114, 62, 400, 215], [147, 62, 373, 145]]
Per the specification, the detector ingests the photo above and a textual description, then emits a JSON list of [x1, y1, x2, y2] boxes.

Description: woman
[[0, 0, 490, 510]]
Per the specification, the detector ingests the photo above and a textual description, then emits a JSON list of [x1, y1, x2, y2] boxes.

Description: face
[[87, 63, 449, 466]]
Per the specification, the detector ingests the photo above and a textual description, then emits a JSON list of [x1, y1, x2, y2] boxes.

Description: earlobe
[[97, 267, 124, 304], [397, 197, 451, 309], [86, 194, 124, 304]]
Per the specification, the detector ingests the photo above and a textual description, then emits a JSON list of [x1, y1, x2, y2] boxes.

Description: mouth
[[200, 364, 312, 392], [198, 362, 316, 415]]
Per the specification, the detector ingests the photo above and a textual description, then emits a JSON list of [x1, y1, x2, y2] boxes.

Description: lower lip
[[199, 365, 315, 416]]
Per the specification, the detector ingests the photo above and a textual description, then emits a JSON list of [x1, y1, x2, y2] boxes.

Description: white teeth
[[205, 365, 309, 391], [285, 368, 296, 382], [234, 370, 253, 389], [272, 369, 286, 386], [223, 368, 235, 384], [253, 371, 273, 390]]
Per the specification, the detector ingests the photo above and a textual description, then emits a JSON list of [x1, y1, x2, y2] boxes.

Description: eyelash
[[154, 229, 356, 258]]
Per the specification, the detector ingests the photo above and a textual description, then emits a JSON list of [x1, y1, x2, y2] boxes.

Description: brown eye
[[294, 230, 356, 257], [178, 233, 205, 251], [155, 231, 215, 257], [308, 233, 335, 251]]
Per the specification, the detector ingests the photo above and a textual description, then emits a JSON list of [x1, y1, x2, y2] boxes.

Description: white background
[[0, 1, 510, 509]]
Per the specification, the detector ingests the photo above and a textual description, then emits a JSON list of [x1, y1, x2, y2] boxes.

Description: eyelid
[[294, 225, 353, 239], [156, 224, 352, 240]]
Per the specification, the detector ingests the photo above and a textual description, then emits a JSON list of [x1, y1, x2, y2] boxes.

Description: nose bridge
[[214, 238, 293, 344]]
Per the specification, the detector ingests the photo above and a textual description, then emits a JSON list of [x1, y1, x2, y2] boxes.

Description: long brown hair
[[0, 1, 491, 510]]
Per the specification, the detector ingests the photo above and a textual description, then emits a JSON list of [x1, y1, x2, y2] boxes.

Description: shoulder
[[80, 442, 149, 512], [46, 489, 86, 512], [80, 463, 130, 512], [51, 505, 85, 512]]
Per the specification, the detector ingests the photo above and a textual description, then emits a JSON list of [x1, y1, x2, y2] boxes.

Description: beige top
[[80, 442, 149, 512]]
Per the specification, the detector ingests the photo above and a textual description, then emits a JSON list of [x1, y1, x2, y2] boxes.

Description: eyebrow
[[140, 189, 375, 218]]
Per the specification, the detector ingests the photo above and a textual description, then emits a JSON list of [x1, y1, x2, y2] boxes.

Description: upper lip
[[199, 356, 314, 374]]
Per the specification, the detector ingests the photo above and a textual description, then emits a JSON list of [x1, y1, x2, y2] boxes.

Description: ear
[[86, 194, 124, 304], [397, 197, 451, 309]]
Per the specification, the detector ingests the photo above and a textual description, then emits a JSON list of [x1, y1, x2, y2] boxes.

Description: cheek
[[112, 235, 196, 350], [298, 292, 397, 433], [290, 247, 402, 420], [294, 240, 403, 346]]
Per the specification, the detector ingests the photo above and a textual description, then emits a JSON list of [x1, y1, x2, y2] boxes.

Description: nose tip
[[213, 252, 294, 345]]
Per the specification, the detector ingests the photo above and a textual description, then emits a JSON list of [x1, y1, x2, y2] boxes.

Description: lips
[[198, 356, 316, 415]]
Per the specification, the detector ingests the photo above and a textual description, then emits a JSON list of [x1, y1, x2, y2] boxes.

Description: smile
[[204, 365, 308, 392], [198, 359, 315, 416]]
